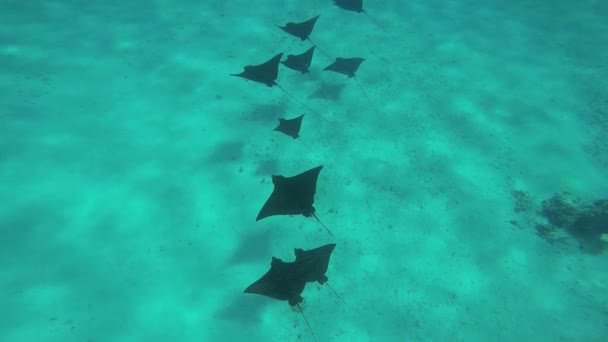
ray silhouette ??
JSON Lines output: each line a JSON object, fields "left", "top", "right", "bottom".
{"left": 294, "top": 243, "right": 346, "bottom": 304}
{"left": 256, "top": 165, "right": 333, "bottom": 236}
{"left": 277, "top": 15, "right": 319, "bottom": 41}
{"left": 323, "top": 57, "right": 375, "bottom": 110}
{"left": 231, "top": 53, "right": 283, "bottom": 87}
{"left": 272, "top": 113, "right": 326, "bottom": 165}
{"left": 277, "top": 15, "right": 332, "bottom": 59}
{"left": 274, "top": 114, "right": 304, "bottom": 139}
{"left": 323, "top": 57, "right": 365, "bottom": 78}
{"left": 333, "top": 0, "right": 364, "bottom": 13}
{"left": 244, "top": 256, "right": 318, "bottom": 341}
{"left": 333, "top": 0, "right": 383, "bottom": 28}
{"left": 294, "top": 244, "right": 336, "bottom": 284}
{"left": 281, "top": 46, "right": 316, "bottom": 74}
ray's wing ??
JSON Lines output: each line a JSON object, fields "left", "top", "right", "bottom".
{"left": 300, "top": 15, "right": 320, "bottom": 38}
{"left": 346, "top": 58, "right": 365, "bottom": 75}
{"left": 256, "top": 166, "right": 323, "bottom": 221}
{"left": 294, "top": 243, "right": 336, "bottom": 283}
{"left": 256, "top": 176, "right": 302, "bottom": 220}
{"left": 290, "top": 114, "right": 305, "bottom": 137}
{"left": 260, "top": 53, "right": 283, "bottom": 84}
{"left": 244, "top": 257, "right": 287, "bottom": 300}
{"left": 334, "top": 0, "right": 363, "bottom": 12}
{"left": 274, "top": 118, "right": 290, "bottom": 136}
{"left": 231, "top": 53, "right": 283, "bottom": 86}
{"left": 323, "top": 60, "right": 343, "bottom": 74}
{"left": 289, "top": 166, "right": 323, "bottom": 212}
{"left": 244, "top": 266, "right": 279, "bottom": 298}
{"left": 244, "top": 257, "right": 306, "bottom": 305}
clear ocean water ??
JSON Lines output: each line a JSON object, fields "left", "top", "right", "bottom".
{"left": 1, "top": 1, "right": 607, "bottom": 341}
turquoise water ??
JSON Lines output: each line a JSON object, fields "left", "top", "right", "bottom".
{"left": 1, "top": 0, "right": 607, "bottom": 341}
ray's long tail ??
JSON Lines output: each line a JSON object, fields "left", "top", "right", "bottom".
{"left": 312, "top": 212, "right": 334, "bottom": 236}
{"left": 326, "top": 282, "right": 347, "bottom": 305}
{"left": 274, "top": 83, "right": 332, "bottom": 124}
{"left": 297, "top": 304, "right": 318, "bottom": 342}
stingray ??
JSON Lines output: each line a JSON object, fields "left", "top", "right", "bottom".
{"left": 294, "top": 244, "right": 336, "bottom": 284}
{"left": 281, "top": 46, "right": 315, "bottom": 74}
{"left": 333, "top": 0, "right": 383, "bottom": 27}
{"left": 231, "top": 53, "right": 326, "bottom": 121}
{"left": 256, "top": 165, "right": 334, "bottom": 236}
{"left": 334, "top": 0, "right": 364, "bottom": 13}
{"left": 231, "top": 53, "right": 283, "bottom": 87}
{"left": 324, "top": 57, "right": 375, "bottom": 110}
{"left": 278, "top": 15, "right": 319, "bottom": 41}
{"left": 272, "top": 114, "right": 325, "bottom": 161}
{"left": 244, "top": 256, "right": 318, "bottom": 341}
{"left": 245, "top": 257, "right": 307, "bottom": 306}
{"left": 294, "top": 243, "right": 346, "bottom": 304}
{"left": 277, "top": 16, "right": 331, "bottom": 59}
{"left": 274, "top": 114, "right": 304, "bottom": 139}
{"left": 323, "top": 57, "right": 365, "bottom": 78}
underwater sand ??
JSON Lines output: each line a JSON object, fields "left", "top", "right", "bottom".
{"left": 1, "top": 1, "right": 607, "bottom": 341}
